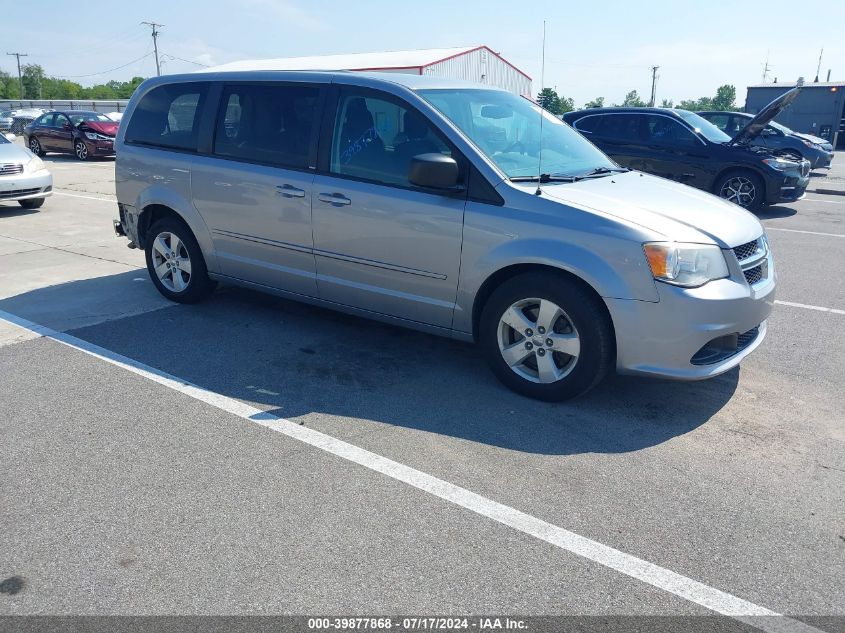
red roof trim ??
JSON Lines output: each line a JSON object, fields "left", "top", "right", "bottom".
{"left": 422, "top": 45, "right": 532, "bottom": 82}
{"left": 350, "top": 65, "right": 423, "bottom": 73}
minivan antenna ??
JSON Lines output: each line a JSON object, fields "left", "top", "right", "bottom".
{"left": 535, "top": 20, "right": 546, "bottom": 196}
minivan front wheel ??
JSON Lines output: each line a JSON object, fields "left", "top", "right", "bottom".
{"left": 715, "top": 170, "right": 764, "bottom": 211}
{"left": 480, "top": 273, "right": 614, "bottom": 400}
{"left": 145, "top": 218, "right": 215, "bottom": 303}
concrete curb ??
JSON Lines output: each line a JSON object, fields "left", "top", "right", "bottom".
{"left": 808, "top": 187, "right": 845, "bottom": 196}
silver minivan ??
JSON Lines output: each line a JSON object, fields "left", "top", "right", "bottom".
{"left": 114, "top": 71, "right": 775, "bottom": 400}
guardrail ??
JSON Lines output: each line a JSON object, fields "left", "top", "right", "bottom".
{"left": 0, "top": 100, "right": 129, "bottom": 114}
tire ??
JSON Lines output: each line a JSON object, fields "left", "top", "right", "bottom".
{"left": 18, "top": 198, "right": 45, "bottom": 209}
{"left": 29, "top": 137, "right": 45, "bottom": 156}
{"left": 714, "top": 170, "right": 765, "bottom": 212}
{"left": 144, "top": 217, "right": 216, "bottom": 303}
{"left": 479, "top": 272, "right": 614, "bottom": 401}
{"left": 74, "top": 139, "right": 89, "bottom": 161}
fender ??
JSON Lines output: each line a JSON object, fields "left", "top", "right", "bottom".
{"left": 453, "top": 237, "right": 659, "bottom": 335}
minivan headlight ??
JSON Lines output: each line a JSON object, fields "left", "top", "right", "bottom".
{"left": 643, "top": 242, "right": 729, "bottom": 288}
{"left": 24, "top": 156, "right": 45, "bottom": 173}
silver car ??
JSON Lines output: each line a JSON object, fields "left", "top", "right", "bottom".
{"left": 113, "top": 72, "right": 774, "bottom": 400}
{"left": 0, "top": 133, "right": 52, "bottom": 209}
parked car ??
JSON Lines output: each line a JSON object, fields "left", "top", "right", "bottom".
{"left": 114, "top": 71, "right": 775, "bottom": 400}
{"left": 0, "top": 131, "right": 53, "bottom": 209}
{"left": 9, "top": 108, "right": 44, "bottom": 135}
{"left": 105, "top": 111, "right": 123, "bottom": 122}
{"left": 696, "top": 110, "right": 834, "bottom": 169}
{"left": 0, "top": 110, "right": 15, "bottom": 132}
{"left": 24, "top": 110, "right": 119, "bottom": 160}
{"left": 562, "top": 88, "right": 810, "bottom": 211}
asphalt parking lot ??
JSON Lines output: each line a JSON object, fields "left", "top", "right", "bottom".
{"left": 1, "top": 151, "right": 843, "bottom": 631}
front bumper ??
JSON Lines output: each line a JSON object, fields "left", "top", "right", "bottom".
{"left": 606, "top": 251, "right": 775, "bottom": 380}
{"left": 84, "top": 137, "right": 115, "bottom": 155}
{"left": 0, "top": 169, "right": 53, "bottom": 202}
{"left": 769, "top": 169, "right": 809, "bottom": 204}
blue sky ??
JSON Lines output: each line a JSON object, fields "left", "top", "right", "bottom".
{"left": 4, "top": 0, "right": 842, "bottom": 106}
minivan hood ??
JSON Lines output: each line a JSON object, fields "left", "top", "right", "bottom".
{"left": 731, "top": 85, "right": 801, "bottom": 146}
{"left": 534, "top": 171, "right": 763, "bottom": 247}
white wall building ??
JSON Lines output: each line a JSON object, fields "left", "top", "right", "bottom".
{"left": 204, "top": 46, "right": 532, "bottom": 96}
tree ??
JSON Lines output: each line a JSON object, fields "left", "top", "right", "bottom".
{"left": 583, "top": 97, "right": 604, "bottom": 109}
{"left": 711, "top": 84, "right": 737, "bottom": 111}
{"left": 537, "top": 87, "right": 561, "bottom": 114}
{"left": 21, "top": 64, "right": 45, "bottom": 99}
{"left": 660, "top": 98, "right": 674, "bottom": 108}
{"left": 0, "top": 70, "right": 20, "bottom": 99}
{"left": 617, "top": 90, "right": 646, "bottom": 107}
{"left": 557, "top": 95, "right": 575, "bottom": 113}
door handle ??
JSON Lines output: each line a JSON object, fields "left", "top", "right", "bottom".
{"left": 276, "top": 184, "right": 306, "bottom": 198}
{"left": 317, "top": 192, "right": 351, "bottom": 206}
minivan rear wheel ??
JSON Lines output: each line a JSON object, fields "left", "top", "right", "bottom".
{"left": 715, "top": 170, "right": 765, "bottom": 211}
{"left": 480, "top": 272, "right": 614, "bottom": 400}
{"left": 145, "top": 217, "right": 216, "bottom": 303}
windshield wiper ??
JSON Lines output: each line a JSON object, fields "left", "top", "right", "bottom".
{"left": 510, "top": 173, "right": 577, "bottom": 183}
{"left": 574, "top": 166, "right": 630, "bottom": 179}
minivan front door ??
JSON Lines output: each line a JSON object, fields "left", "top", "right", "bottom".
{"left": 191, "top": 82, "right": 322, "bottom": 297}
{"left": 312, "top": 89, "right": 465, "bottom": 328}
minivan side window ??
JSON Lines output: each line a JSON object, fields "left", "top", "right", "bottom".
{"left": 125, "top": 83, "right": 208, "bottom": 151}
{"left": 213, "top": 83, "right": 319, "bottom": 169}
{"left": 329, "top": 89, "right": 451, "bottom": 187}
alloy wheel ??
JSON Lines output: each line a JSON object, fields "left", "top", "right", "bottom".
{"left": 151, "top": 231, "right": 192, "bottom": 293}
{"left": 497, "top": 297, "right": 580, "bottom": 384}
{"left": 75, "top": 141, "right": 88, "bottom": 160}
{"left": 719, "top": 176, "right": 756, "bottom": 208}
{"left": 30, "top": 138, "right": 40, "bottom": 154}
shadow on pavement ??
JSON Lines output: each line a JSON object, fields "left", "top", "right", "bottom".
{"left": 0, "top": 204, "right": 42, "bottom": 218}
{"left": 0, "top": 274, "right": 739, "bottom": 456}
{"left": 756, "top": 205, "right": 797, "bottom": 220}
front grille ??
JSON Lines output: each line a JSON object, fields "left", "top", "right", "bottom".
{"left": 0, "top": 163, "right": 23, "bottom": 176}
{"left": 0, "top": 187, "right": 40, "bottom": 199}
{"left": 732, "top": 239, "right": 760, "bottom": 262}
{"left": 743, "top": 265, "right": 763, "bottom": 285}
{"left": 691, "top": 325, "right": 761, "bottom": 366}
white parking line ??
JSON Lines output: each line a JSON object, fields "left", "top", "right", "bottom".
{"left": 766, "top": 227, "right": 845, "bottom": 238}
{"left": 53, "top": 190, "right": 116, "bottom": 202}
{"left": 802, "top": 197, "right": 845, "bottom": 204}
{"left": 775, "top": 300, "right": 845, "bottom": 316}
{"left": 0, "top": 308, "right": 822, "bottom": 633}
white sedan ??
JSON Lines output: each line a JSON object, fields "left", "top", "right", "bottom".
{"left": 0, "top": 134, "right": 52, "bottom": 209}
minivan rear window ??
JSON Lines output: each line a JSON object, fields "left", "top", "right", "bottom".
{"left": 125, "top": 83, "right": 208, "bottom": 151}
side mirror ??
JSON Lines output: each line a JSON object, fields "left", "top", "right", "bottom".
{"left": 62, "top": 122, "right": 72, "bottom": 130}
{"left": 408, "top": 153, "right": 460, "bottom": 190}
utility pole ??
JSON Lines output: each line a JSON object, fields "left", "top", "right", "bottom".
{"left": 827, "top": 69, "right": 831, "bottom": 82}
{"left": 814, "top": 47, "right": 824, "bottom": 83}
{"left": 5, "top": 52, "right": 28, "bottom": 99}
{"left": 141, "top": 21, "right": 163, "bottom": 76}
{"left": 762, "top": 51, "right": 771, "bottom": 82}
{"left": 649, "top": 65, "right": 659, "bottom": 107}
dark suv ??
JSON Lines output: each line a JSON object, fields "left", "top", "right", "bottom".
{"left": 562, "top": 88, "right": 809, "bottom": 211}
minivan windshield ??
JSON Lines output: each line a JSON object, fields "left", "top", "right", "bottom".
{"left": 418, "top": 88, "right": 616, "bottom": 179}
{"left": 675, "top": 110, "right": 731, "bottom": 143}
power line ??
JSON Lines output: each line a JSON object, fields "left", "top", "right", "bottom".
{"left": 6, "top": 52, "right": 28, "bottom": 99}
{"left": 141, "top": 22, "right": 164, "bottom": 76}
{"left": 161, "top": 53, "right": 210, "bottom": 68}
{"left": 52, "top": 52, "right": 155, "bottom": 79}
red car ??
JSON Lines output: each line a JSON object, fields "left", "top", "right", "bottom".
{"left": 24, "top": 110, "right": 119, "bottom": 161}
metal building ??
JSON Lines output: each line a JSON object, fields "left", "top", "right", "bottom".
{"left": 745, "top": 81, "right": 845, "bottom": 149}
{"left": 203, "top": 46, "right": 533, "bottom": 97}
